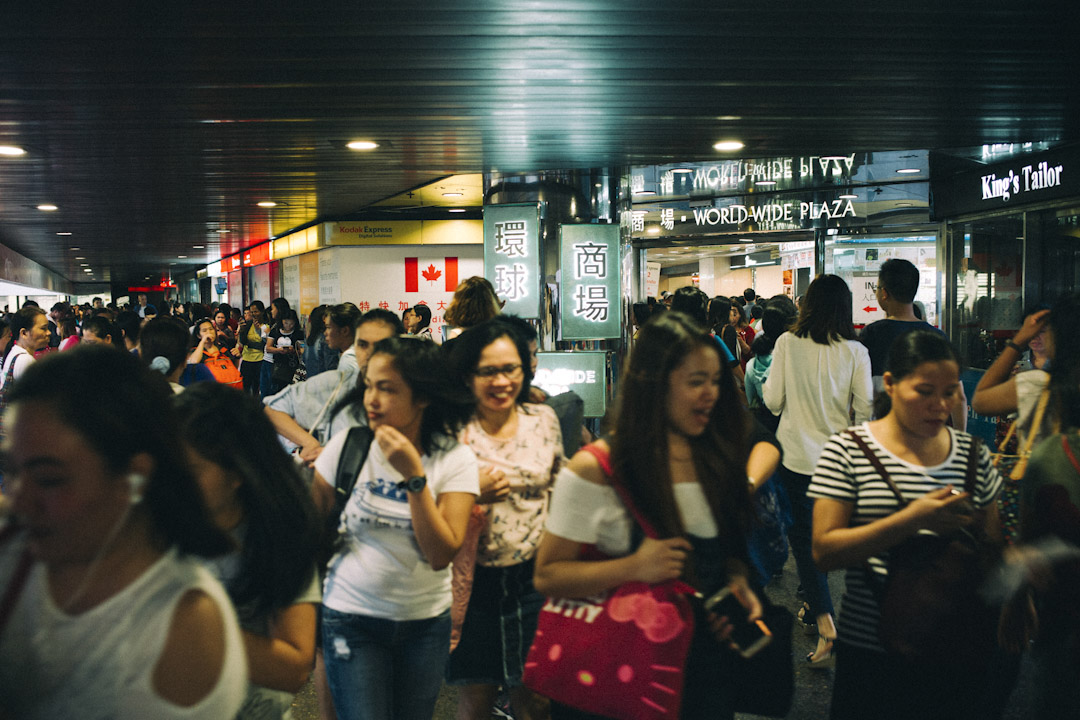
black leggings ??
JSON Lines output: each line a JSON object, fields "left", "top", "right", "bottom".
{"left": 240, "top": 358, "right": 261, "bottom": 396}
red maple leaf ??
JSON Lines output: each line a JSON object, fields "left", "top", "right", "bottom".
{"left": 421, "top": 264, "right": 442, "bottom": 282}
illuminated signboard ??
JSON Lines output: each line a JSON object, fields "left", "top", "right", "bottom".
{"left": 559, "top": 224, "right": 621, "bottom": 340}
{"left": 484, "top": 203, "right": 542, "bottom": 318}
{"left": 931, "top": 144, "right": 1079, "bottom": 219}
{"left": 534, "top": 351, "right": 608, "bottom": 417}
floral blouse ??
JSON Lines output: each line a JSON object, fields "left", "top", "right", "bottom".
{"left": 462, "top": 403, "right": 565, "bottom": 567}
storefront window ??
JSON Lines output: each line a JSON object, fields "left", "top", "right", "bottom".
{"left": 948, "top": 215, "right": 1024, "bottom": 369}
{"left": 824, "top": 235, "right": 939, "bottom": 330}
{"left": 1030, "top": 205, "right": 1080, "bottom": 301}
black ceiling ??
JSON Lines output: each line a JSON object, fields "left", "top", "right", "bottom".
{"left": 0, "top": 2, "right": 1075, "bottom": 288}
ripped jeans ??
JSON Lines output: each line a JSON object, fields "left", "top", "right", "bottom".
{"left": 320, "top": 605, "right": 451, "bottom": 720}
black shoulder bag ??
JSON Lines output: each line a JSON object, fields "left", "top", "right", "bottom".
{"left": 318, "top": 425, "right": 375, "bottom": 570}
{"left": 846, "top": 431, "right": 1000, "bottom": 662}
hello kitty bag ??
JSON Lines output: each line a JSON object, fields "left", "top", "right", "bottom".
{"left": 523, "top": 444, "right": 696, "bottom": 720}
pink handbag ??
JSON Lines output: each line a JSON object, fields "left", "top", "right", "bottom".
{"left": 523, "top": 444, "right": 696, "bottom": 720}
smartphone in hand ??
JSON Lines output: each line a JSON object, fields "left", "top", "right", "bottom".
{"left": 703, "top": 587, "right": 773, "bottom": 658}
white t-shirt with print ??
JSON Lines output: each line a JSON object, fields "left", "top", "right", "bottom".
{"left": 315, "top": 433, "right": 478, "bottom": 620}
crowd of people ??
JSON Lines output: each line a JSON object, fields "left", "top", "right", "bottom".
{"left": 1, "top": 267, "right": 1078, "bottom": 719}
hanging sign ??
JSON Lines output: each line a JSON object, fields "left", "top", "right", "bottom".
{"left": 534, "top": 352, "right": 608, "bottom": 417}
{"left": 559, "top": 224, "right": 621, "bottom": 340}
{"left": 931, "top": 144, "right": 1080, "bottom": 218}
{"left": 484, "top": 203, "right": 543, "bottom": 318}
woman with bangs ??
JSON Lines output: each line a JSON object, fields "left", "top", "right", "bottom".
{"left": 312, "top": 336, "right": 479, "bottom": 720}
{"left": 534, "top": 311, "right": 761, "bottom": 719}
{"left": 446, "top": 318, "right": 564, "bottom": 720}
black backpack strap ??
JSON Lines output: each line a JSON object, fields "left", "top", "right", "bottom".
{"left": 964, "top": 436, "right": 982, "bottom": 496}
{"left": 333, "top": 425, "right": 375, "bottom": 517}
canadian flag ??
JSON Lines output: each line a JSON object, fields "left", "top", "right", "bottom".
{"left": 405, "top": 257, "right": 458, "bottom": 293}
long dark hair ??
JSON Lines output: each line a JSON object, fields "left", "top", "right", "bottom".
{"left": 610, "top": 312, "right": 752, "bottom": 556}
{"left": 306, "top": 304, "right": 329, "bottom": 346}
{"left": 370, "top": 336, "right": 475, "bottom": 455}
{"left": 7, "top": 345, "right": 231, "bottom": 557}
{"left": 707, "top": 296, "right": 737, "bottom": 356}
{"left": 449, "top": 318, "right": 533, "bottom": 404}
{"left": 175, "top": 383, "right": 320, "bottom": 617}
{"left": 1048, "top": 292, "right": 1080, "bottom": 430}
{"left": 791, "top": 274, "right": 855, "bottom": 344}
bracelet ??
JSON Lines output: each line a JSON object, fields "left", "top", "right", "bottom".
{"left": 1004, "top": 339, "right": 1025, "bottom": 353}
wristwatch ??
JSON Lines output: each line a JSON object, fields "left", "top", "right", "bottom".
{"left": 398, "top": 475, "right": 427, "bottom": 493}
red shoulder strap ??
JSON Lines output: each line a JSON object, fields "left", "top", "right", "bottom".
{"left": 579, "top": 442, "right": 660, "bottom": 539}
{"left": 1062, "top": 434, "right": 1080, "bottom": 476}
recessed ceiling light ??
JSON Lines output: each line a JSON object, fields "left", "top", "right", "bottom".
{"left": 739, "top": 238, "right": 754, "bottom": 242}
{"left": 37, "top": 204, "right": 58, "bottom": 211}
{"left": 713, "top": 140, "right": 744, "bottom": 152}
{"left": 346, "top": 140, "right": 379, "bottom": 151}
{"left": 839, "top": 193, "right": 858, "bottom": 200}
{"left": 755, "top": 180, "right": 777, "bottom": 187}
{"left": 83, "top": 268, "right": 92, "bottom": 273}
{"left": 441, "top": 192, "right": 463, "bottom": 198}
{"left": 670, "top": 168, "right": 693, "bottom": 174}
{"left": 897, "top": 168, "right": 921, "bottom": 174}
{"left": 75, "top": 256, "right": 85, "bottom": 260}
{"left": 0, "top": 145, "right": 26, "bottom": 156}
{"left": 594, "top": 182, "right": 603, "bottom": 188}
{"left": 448, "top": 208, "right": 466, "bottom": 213}
{"left": 257, "top": 201, "right": 277, "bottom": 208}
{"left": 216, "top": 229, "right": 231, "bottom": 233}
{"left": 177, "top": 255, "right": 187, "bottom": 259}
{"left": 56, "top": 232, "right": 72, "bottom": 236}
{"left": 69, "top": 246, "right": 79, "bottom": 250}
{"left": 192, "top": 245, "right": 204, "bottom": 249}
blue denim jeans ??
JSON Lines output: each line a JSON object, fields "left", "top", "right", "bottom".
{"left": 778, "top": 465, "right": 835, "bottom": 619}
{"left": 321, "top": 606, "right": 451, "bottom": 720}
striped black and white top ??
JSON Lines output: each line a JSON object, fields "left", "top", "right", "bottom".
{"left": 807, "top": 423, "right": 1002, "bottom": 653}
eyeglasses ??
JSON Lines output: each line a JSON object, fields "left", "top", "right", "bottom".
{"left": 474, "top": 363, "right": 524, "bottom": 380}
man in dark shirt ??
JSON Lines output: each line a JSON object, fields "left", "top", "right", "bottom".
{"left": 860, "top": 258, "right": 967, "bottom": 427}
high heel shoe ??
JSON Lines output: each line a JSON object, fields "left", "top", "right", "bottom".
{"left": 796, "top": 602, "right": 817, "bottom": 636}
{"left": 806, "top": 632, "right": 835, "bottom": 669}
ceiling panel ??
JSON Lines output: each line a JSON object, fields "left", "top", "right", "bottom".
{"left": 0, "top": 1, "right": 1075, "bottom": 287}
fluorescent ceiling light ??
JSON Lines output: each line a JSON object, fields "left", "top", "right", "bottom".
{"left": 448, "top": 208, "right": 466, "bottom": 213}
{"left": 713, "top": 140, "right": 744, "bottom": 152}
{"left": 670, "top": 168, "right": 693, "bottom": 174}
{"left": 37, "top": 204, "right": 58, "bottom": 211}
{"left": 257, "top": 201, "right": 277, "bottom": 208}
{"left": 216, "top": 229, "right": 231, "bottom": 233}
{"left": 897, "top": 168, "right": 921, "bottom": 174}
{"left": 346, "top": 140, "right": 379, "bottom": 151}
{"left": 839, "top": 194, "right": 858, "bottom": 199}
{"left": 0, "top": 146, "right": 26, "bottom": 156}
{"left": 56, "top": 232, "right": 72, "bottom": 236}
{"left": 755, "top": 180, "right": 777, "bottom": 187}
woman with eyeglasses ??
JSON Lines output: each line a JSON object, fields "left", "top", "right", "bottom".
{"left": 446, "top": 319, "right": 564, "bottom": 720}
{"left": 312, "top": 336, "right": 479, "bottom": 720}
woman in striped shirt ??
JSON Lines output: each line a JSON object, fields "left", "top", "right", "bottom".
{"left": 809, "top": 330, "right": 1003, "bottom": 720}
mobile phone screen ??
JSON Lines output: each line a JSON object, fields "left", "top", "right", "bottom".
{"left": 704, "top": 589, "right": 772, "bottom": 657}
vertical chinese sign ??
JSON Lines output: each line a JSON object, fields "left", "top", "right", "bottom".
{"left": 483, "top": 203, "right": 542, "bottom": 319}
{"left": 559, "top": 224, "right": 621, "bottom": 340}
